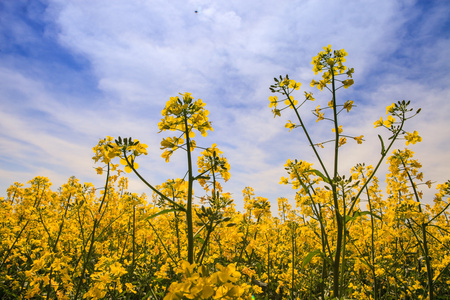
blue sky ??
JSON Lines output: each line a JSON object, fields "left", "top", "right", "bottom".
{"left": 1, "top": 0, "right": 449, "bottom": 211}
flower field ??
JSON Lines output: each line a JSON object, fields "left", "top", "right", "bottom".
{"left": 1, "top": 46, "right": 449, "bottom": 299}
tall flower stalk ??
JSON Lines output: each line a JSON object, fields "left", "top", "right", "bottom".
{"left": 269, "top": 45, "right": 421, "bottom": 298}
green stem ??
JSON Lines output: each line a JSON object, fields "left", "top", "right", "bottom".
{"left": 330, "top": 66, "right": 343, "bottom": 299}
{"left": 183, "top": 112, "right": 195, "bottom": 264}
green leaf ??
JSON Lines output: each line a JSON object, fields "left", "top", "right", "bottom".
{"left": 344, "top": 215, "right": 357, "bottom": 223}
{"left": 353, "top": 211, "right": 371, "bottom": 217}
{"left": 195, "top": 236, "right": 205, "bottom": 243}
{"left": 304, "top": 169, "right": 330, "bottom": 184}
{"left": 378, "top": 134, "right": 385, "bottom": 155}
{"left": 302, "top": 249, "right": 321, "bottom": 267}
{"left": 346, "top": 211, "right": 381, "bottom": 224}
{"left": 145, "top": 209, "right": 180, "bottom": 221}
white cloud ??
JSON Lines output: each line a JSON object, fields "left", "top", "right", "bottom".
{"left": 1, "top": 0, "right": 449, "bottom": 214}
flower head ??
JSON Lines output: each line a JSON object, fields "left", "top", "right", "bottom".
{"left": 405, "top": 131, "right": 422, "bottom": 145}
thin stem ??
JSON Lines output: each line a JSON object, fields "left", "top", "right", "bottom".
{"left": 330, "top": 66, "right": 343, "bottom": 299}
{"left": 183, "top": 111, "right": 195, "bottom": 264}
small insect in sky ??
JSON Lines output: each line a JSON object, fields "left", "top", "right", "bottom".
{"left": 195, "top": 10, "right": 198, "bottom": 13}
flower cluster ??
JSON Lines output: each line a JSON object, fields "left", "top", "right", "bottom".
{"left": 92, "top": 136, "right": 148, "bottom": 173}
{"left": 269, "top": 45, "right": 365, "bottom": 150}
{"left": 268, "top": 77, "right": 314, "bottom": 118}
{"left": 197, "top": 143, "right": 231, "bottom": 186}
{"left": 164, "top": 262, "right": 252, "bottom": 300}
{"left": 310, "top": 44, "right": 354, "bottom": 91}
{"left": 158, "top": 93, "right": 213, "bottom": 162}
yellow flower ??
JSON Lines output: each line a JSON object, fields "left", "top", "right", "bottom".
{"left": 272, "top": 108, "right": 281, "bottom": 117}
{"left": 328, "top": 100, "right": 334, "bottom": 108}
{"left": 316, "top": 111, "right": 324, "bottom": 122}
{"left": 374, "top": 117, "right": 383, "bottom": 128}
{"left": 386, "top": 103, "right": 396, "bottom": 114}
{"left": 346, "top": 67, "right": 354, "bottom": 78}
{"left": 161, "top": 150, "right": 173, "bottom": 163}
{"left": 314, "top": 105, "right": 324, "bottom": 123}
{"left": 160, "top": 137, "right": 174, "bottom": 150}
{"left": 417, "top": 172, "right": 423, "bottom": 181}
{"left": 383, "top": 115, "right": 395, "bottom": 128}
{"left": 342, "top": 79, "right": 354, "bottom": 89}
{"left": 332, "top": 125, "right": 343, "bottom": 134}
{"left": 125, "top": 283, "right": 137, "bottom": 294}
{"left": 280, "top": 177, "right": 289, "bottom": 185}
{"left": 279, "top": 77, "right": 290, "bottom": 87}
{"left": 304, "top": 91, "right": 315, "bottom": 101}
{"left": 120, "top": 156, "right": 139, "bottom": 173}
{"left": 109, "top": 261, "right": 126, "bottom": 277}
{"left": 354, "top": 135, "right": 364, "bottom": 144}
{"left": 284, "top": 95, "right": 298, "bottom": 107}
{"left": 201, "top": 285, "right": 214, "bottom": 298}
{"left": 315, "top": 105, "right": 320, "bottom": 114}
{"left": 288, "top": 79, "right": 301, "bottom": 90}
{"left": 405, "top": 130, "right": 422, "bottom": 145}
{"left": 285, "top": 120, "right": 296, "bottom": 132}
{"left": 343, "top": 100, "right": 354, "bottom": 112}
{"left": 269, "top": 95, "right": 278, "bottom": 108}
{"left": 317, "top": 79, "right": 328, "bottom": 90}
